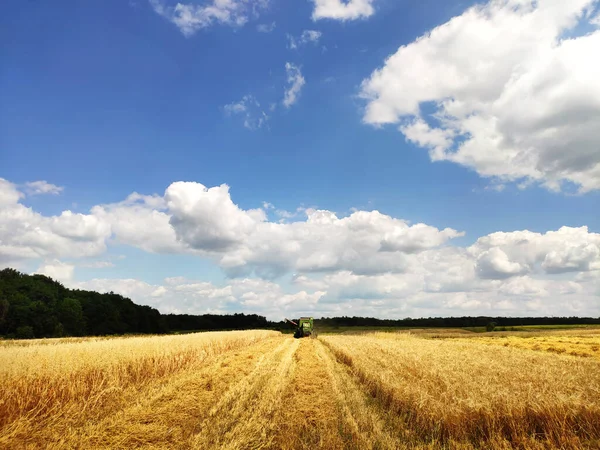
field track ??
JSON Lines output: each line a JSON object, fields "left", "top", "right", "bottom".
{"left": 56, "top": 337, "right": 401, "bottom": 449}
{"left": 2, "top": 330, "right": 600, "bottom": 449}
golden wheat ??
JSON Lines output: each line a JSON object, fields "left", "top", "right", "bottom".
{"left": 3, "top": 329, "right": 600, "bottom": 449}
{"left": 0, "top": 330, "right": 278, "bottom": 448}
{"left": 456, "top": 334, "right": 600, "bottom": 359}
{"left": 321, "top": 332, "right": 600, "bottom": 449}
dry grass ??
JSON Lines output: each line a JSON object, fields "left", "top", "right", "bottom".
{"left": 321, "top": 332, "right": 600, "bottom": 449}
{"left": 0, "top": 330, "right": 278, "bottom": 448}
{"left": 448, "top": 328, "right": 600, "bottom": 361}
{"left": 0, "top": 334, "right": 122, "bottom": 348}
{"left": 73, "top": 336, "right": 294, "bottom": 449}
{"left": 273, "top": 338, "right": 349, "bottom": 450}
{"left": 3, "top": 329, "right": 600, "bottom": 449}
{"left": 457, "top": 334, "right": 600, "bottom": 359}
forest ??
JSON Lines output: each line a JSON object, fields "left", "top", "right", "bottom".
{"left": 1, "top": 268, "right": 598, "bottom": 339}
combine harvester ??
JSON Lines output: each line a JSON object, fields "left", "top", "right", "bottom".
{"left": 285, "top": 317, "right": 316, "bottom": 338}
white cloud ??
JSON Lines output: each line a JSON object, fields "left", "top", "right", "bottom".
{"left": 74, "top": 275, "right": 325, "bottom": 318}
{"left": 165, "top": 181, "right": 266, "bottom": 251}
{"left": 0, "top": 178, "right": 23, "bottom": 207}
{"left": 256, "top": 21, "right": 275, "bottom": 32}
{"left": 287, "top": 30, "right": 322, "bottom": 49}
{"left": 224, "top": 95, "right": 269, "bottom": 130}
{"left": 312, "top": 0, "right": 375, "bottom": 21}
{"left": 476, "top": 248, "right": 527, "bottom": 279}
{"left": 361, "top": 0, "right": 600, "bottom": 193}
{"left": 90, "top": 193, "right": 182, "bottom": 254}
{"left": 57, "top": 181, "right": 461, "bottom": 278}
{"left": 24, "top": 181, "right": 64, "bottom": 196}
{"left": 149, "top": 0, "right": 269, "bottom": 36}
{"left": 151, "top": 286, "right": 168, "bottom": 297}
{"left": 498, "top": 276, "right": 548, "bottom": 297}
{"left": 283, "top": 63, "right": 305, "bottom": 108}
{"left": 36, "top": 260, "right": 75, "bottom": 283}
{"left": 81, "top": 261, "right": 115, "bottom": 269}
{"left": 0, "top": 179, "right": 111, "bottom": 267}
{"left": 2, "top": 177, "right": 599, "bottom": 318}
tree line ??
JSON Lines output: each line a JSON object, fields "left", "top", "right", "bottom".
{"left": 0, "top": 269, "right": 270, "bottom": 339}
{"left": 1, "top": 268, "right": 598, "bottom": 339}
{"left": 314, "top": 315, "right": 600, "bottom": 329}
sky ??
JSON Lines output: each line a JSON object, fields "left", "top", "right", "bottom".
{"left": 1, "top": 0, "right": 600, "bottom": 319}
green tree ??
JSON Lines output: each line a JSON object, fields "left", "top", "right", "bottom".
{"left": 0, "top": 298, "right": 8, "bottom": 330}
{"left": 15, "top": 325, "right": 35, "bottom": 339}
{"left": 58, "top": 298, "right": 86, "bottom": 336}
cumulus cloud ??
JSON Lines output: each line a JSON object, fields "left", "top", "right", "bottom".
{"left": 476, "top": 248, "right": 528, "bottom": 279}
{"left": 283, "top": 63, "right": 305, "bottom": 108}
{"left": 36, "top": 260, "right": 75, "bottom": 283}
{"left": 165, "top": 181, "right": 266, "bottom": 251}
{"left": 2, "top": 177, "right": 599, "bottom": 317}
{"left": 361, "top": 0, "right": 600, "bottom": 192}
{"left": 469, "top": 227, "right": 600, "bottom": 277}
{"left": 223, "top": 95, "right": 269, "bottom": 130}
{"left": 0, "top": 178, "right": 22, "bottom": 206}
{"left": 287, "top": 30, "right": 322, "bottom": 49}
{"left": 24, "top": 181, "right": 64, "bottom": 196}
{"left": 74, "top": 276, "right": 325, "bottom": 318}
{"left": 0, "top": 179, "right": 111, "bottom": 267}
{"left": 81, "top": 182, "right": 455, "bottom": 278}
{"left": 311, "top": 0, "right": 375, "bottom": 21}
{"left": 90, "top": 192, "right": 181, "bottom": 254}
{"left": 146, "top": 182, "right": 464, "bottom": 277}
{"left": 149, "top": 0, "right": 268, "bottom": 36}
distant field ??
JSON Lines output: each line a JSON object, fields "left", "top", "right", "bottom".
{"left": 455, "top": 332, "right": 600, "bottom": 359}
{"left": 1, "top": 328, "right": 599, "bottom": 449}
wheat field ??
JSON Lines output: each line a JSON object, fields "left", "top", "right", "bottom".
{"left": 1, "top": 329, "right": 600, "bottom": 449}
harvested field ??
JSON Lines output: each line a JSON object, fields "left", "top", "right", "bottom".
{"left": 2, "top": 329, "right": 600, "bottom": 449}
{"left": 454, "top": 334, "right": 600, "bottom": 359}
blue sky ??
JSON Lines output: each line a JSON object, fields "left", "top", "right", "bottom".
{"left": 1, "top": 0, "right": 600, "bottom": 319}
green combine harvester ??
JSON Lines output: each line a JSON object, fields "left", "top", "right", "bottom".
{"left": 285, "top": 317, "right": 315, "bottom": 338}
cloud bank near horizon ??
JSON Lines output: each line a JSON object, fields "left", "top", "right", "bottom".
{"left": 1, "top": 178, "right": 598, "bottom": 319}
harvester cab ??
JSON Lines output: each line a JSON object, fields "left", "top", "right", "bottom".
{"left": 285, "top": 317, "right": 315, "bottom": 338}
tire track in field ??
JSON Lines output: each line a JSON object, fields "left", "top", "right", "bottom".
{"left": 270, "top": 338, "right": 407, "bottom": 450}
{"left": 270, "top": 338, "right": 352, "bottom": 450}
{"left": 189, "top": 336, "right": 299, "bottom": 449}
{"left": 316, "top": 338, "right": 411, "bottom": 449}
{"left": 67, "top": 336, "right": 288, "bottom": 449}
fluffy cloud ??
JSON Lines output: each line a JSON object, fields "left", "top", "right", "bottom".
{"left": 84, "top": 182, "right": 459, "bottom": 278}
{"left": 287, "top": 30, "right": 322, "bottom": 49}
{"left": 469, "top": 227, "right": 600, "bottom": 277}
{"left": 151, "top": 182, "right": 464, "bottom": 277}
{"left": 36, "top": 260, "right": 75, "bottom": 283}
{"left": 0, "top": 179, "right": 111, "bottom": 267}
{"left": 283, "top": 63, "right": 305, "bottom": 108}
{"left": 476, "top": 248, "right": 528, "bottom": 279}
{"left": 24, "top": 181, "right": 63, "bottom": 196}
{"left": 361, "top": 0, "right": 600, "bottom": 192}
{"left": 0, "top": 178, "right": 22, "bottom": 206}
{"left": 2, "top": 177, "right": 599, "bottom": 317}
{"left": 90, "top": 193, "right": 182, "bottom": 254}
{"left": 311, "top": 0, "right": 375, "bottom": 21}
{"left": 149, "top": 0, "right": 269, "bottom": 36}
{"left": 74, "top": 276, "right": 325, "bottom": 317}
{"left": 165, "top": 182, "right": 266, "bottom": 251}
